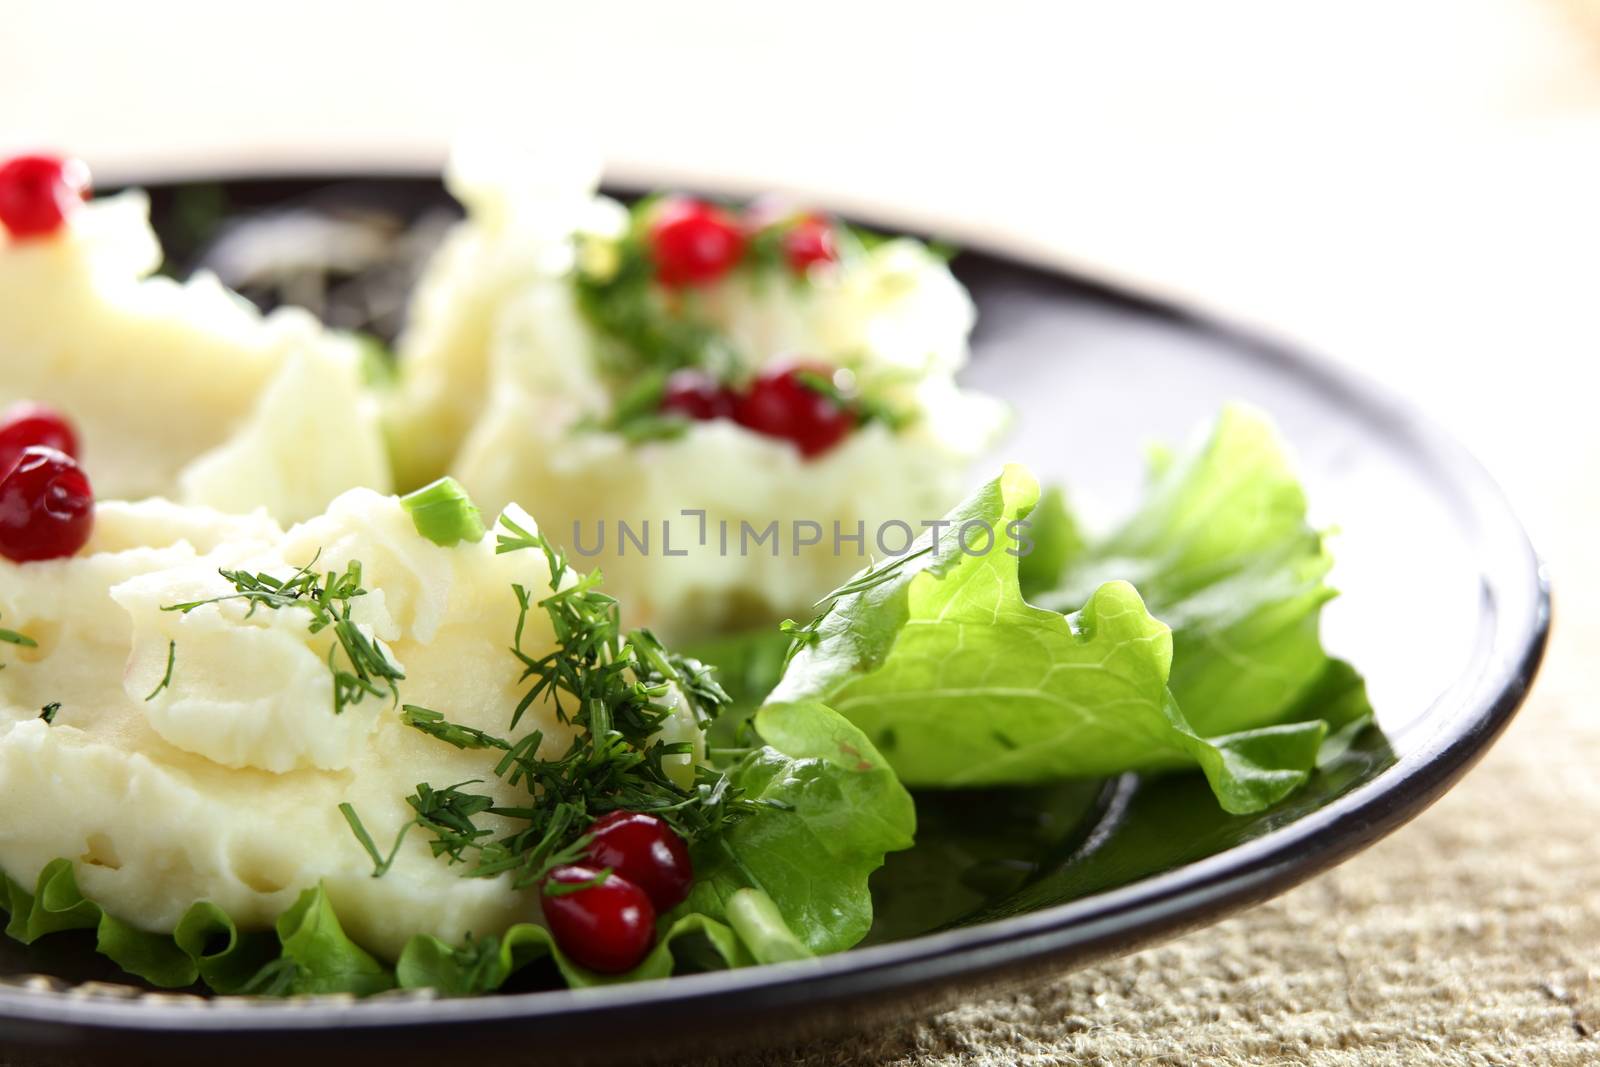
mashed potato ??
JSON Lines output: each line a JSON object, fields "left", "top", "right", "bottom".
{"left": 0, "top": 490, "right": 702, "bottom": 960}
{"left": 388, "top": 145, "right": 1005, "bottom": 635}
{"left": 0, "top": 192, "right": 390, "bottom": 523}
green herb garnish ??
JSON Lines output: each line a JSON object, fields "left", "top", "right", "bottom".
{"left": 573, "top": 213, "right": 740, "bottom": 380}
{"left": 572, "top": 198, "right": 938, "bottom": 445}
{"left": 541, "top": 868, "right": 613, "bottom": 897}
{"left": 144, "top": 640, "right": 176, "bottom": 702}
{"left": 350, "top": 513, "right": 760, "bottom": 889}
{"left": 163, "top": 554, "right": 404, "bottom": 715}
{"left": 793, "top": 368, "right": 916, "bottom": 432}
{"left": 399, "top": 706, "right": 510, "bottom": 751}
{"left": 0, "top": 614, "right": 37, "bottom": 670}
{"left": 401, "top": 477, "right": 486, "bottom": 547}
{"left": 576, "top": 368, "right": 693, "bottom": 444}
{"left": 39, "top": 703, "right": 60, "bottom": 725}
{"left": 339, "top": 802, "right": 410, "bottom": 878}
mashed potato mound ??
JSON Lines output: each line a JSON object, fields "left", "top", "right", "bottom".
{"left": 0, "top": 490, "right": 701, "bottom": 960}
{"left": 387, "top": 144, "right": 1005, "bottom": 635}
{"left": 0, "top": 192, "right": 390, "bottom": 523}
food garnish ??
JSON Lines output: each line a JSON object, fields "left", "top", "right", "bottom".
{"left": 780, "top": 213, "right": 839, "bottom": 275}
{"left": 539, "top": 864, "right": 657, "bottom": 974}
{"left": 162, "top": 555, "right": 404, "bottom": 716}
{"left": 647, "top": 197, "right": 747, "bottom": 288}
{"left": 731, "top": 362, "right": 858, "bottom": 458}
{"left": 582, "top": 810, "right": 695, "bottom": 913}
{"left": 0, "top": 616, "right": 36, "bottom": 652}
{"left": 0, "top": 154, "right": 89, "bottom": 239}
{"left": 0, "top": 403, "right": 79, "bottom": 479}
{"left": 0, "top": 446, "right": 94, "bottom": 562}
{"left": 400, "top": 476, "right": 487, "bottom": 547}
{"left": 359, "top": 512, "right": 759, "bottom": 892}
{"left": 660, "top": 368, "right": 739, "bottom": 422}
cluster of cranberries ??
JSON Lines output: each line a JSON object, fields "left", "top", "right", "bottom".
{"left": 542, "top": 811, "right": 693, "bottom": 973}
{"left": 644, "top": 200, "right": 854, "bottom": 458}
{"left": 0, "top": 159, "right": 96, "bottom": 562}
{"left": 647, "top": 196, "right": 837, "bottom": 289}
{"left": 0, "top": 404, "right": 94, "bottom": 563}
{"left": 661, "top": 362, "right": 854, "bottom": 459}
{"left": 0, "top": 154, "right": 89, "bottom": 240}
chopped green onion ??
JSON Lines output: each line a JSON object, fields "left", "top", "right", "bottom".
{"left": 401, "top": 477, "right": 487, "bottom": 547}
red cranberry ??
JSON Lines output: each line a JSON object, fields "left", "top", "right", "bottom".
{"left": 584, "top": 811, "right": 694, "bottom": 912}
{"left": 734, "top": 363, "right": 856, "bottom": 458}
{"left": 648, "top": 197, "right": 745, "bottom": 288}
{"left": 541, "top": 865, "right": 656, "bottom": 974}
{"left": 0, "top": 155, "right": 90, "bottom": 240}
{"left": 783, "top": 214, "right": 837, "bottom": 275}
{"left": 0, "top": 447, "right": 94, "bottom": 563}
{"left": 660, "top": 369, "right": 737, "bottom": 422}
{"left": 0, "top": 403, "right": 79, "bottom": 478}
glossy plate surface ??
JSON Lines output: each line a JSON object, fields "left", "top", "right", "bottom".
{"left": 0, "top": 178, "right": 1549, "bottom": 1064}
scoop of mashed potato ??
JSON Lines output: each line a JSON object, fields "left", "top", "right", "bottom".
{"left": 0, "top": 191, "right": 390, "bottom": 522}
{"left": 388, "top": 143, "right": 1005, "bottom": 635}
{"left": 0, "top": 490, "right": 702, "bottom": 960}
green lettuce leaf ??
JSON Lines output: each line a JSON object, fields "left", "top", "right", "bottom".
{"left": 1029, "top": 405, "right": 1367, "bottom": 739}
{"left": 770, "top": 454, "right": 1355, "bottom": 814}
{"left": 684, "top": 700, "right": 916, "bottom": 955}
{"left": 0, "top": 860, "right": 389, "bottom": 995}
{"left": 398, "top": 913, "right": 751, "bottom": 993}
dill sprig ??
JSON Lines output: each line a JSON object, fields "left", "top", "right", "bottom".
{"left": 400, "top": 705, "right": 510, "bottom": 751}
{"left": 780, "top": 544, "right": 935, "bottom": 668}
{"left": 349, "top": 513, "right": 757, "bottom": 889}
{"left": 339, "top": 802, "right": 409, "bottom": 878}
{"left": 163, "top": 553, "right": 404, "bottom": 715}
{"left": 793, "top": 368, "right": 916, "bottom": 433}
{"left": 144, "top": 640, "right": 176, "bottom": 702}
{"left": 0, "top": 614, "right": 37, "bottom": 671}
{"left": 0, "top": 621, "right": 36, "bottom": 649}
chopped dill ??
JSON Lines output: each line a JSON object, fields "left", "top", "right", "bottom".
{"left": 162, "top": 553, "right": 404, "bottom": 715}
{"left": 338, "top": 802, "right": 410, "bottom": 878}
{"left": 349, "top": 513, "right": 760, "bottom": 888}
{"left": 572, "top": 201, "right": 741, "bottom": 381}
{"left": 400, "top": 706, "right": 510, "bottom": 751}
{"left": 144, "top": 640, "right": 176, "bottom": 702}
{"left": 542, "top": 868, "right": 614, "bottom": 897}
{"left": 0, "top": 615, "right": 37, "bottom": 671}
{"left": 793, "top": 368, "right": 916, "bottom": 432}
{"left": 39, "top": 702, "right": 60, "bottom": 725}
{"left": 0, "top": 623, "right": 36, "bottom": 649}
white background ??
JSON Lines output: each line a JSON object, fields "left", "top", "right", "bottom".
{"left": 3, "top": 0, "right": 1597, "bottom": 544}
